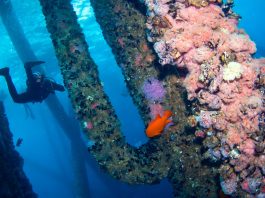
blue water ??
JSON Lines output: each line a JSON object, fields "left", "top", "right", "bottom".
{"left": 0, "top": 0, "right": 264, "bottom": 197}
{"left": 234, "top": 0, "right": 265, "bottom": 57}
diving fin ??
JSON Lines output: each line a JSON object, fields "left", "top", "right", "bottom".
{"left": 24, "top": 61, "right": 45, "bottom": 69}
{"left": 0, "top": 67, "right": 9, "bottom": 76}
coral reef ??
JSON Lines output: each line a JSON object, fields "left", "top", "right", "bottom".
{"left": 145, "top": 0, "right": 265, "bottom": 196}
{"left": 0, "top": 101, "right": 37, "bottom": 198}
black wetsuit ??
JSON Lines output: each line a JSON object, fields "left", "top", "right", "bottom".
{"left": 1, "top": 62, "right": 65, "bottom": 103}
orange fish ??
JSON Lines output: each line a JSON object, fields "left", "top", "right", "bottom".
{"left": 146, "top": 110, "right": 173, "bottom": 138}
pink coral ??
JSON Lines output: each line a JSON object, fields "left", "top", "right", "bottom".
{"left": 170, "top": 36, "right": 193, "bottom": 53}
{"left": 145, "top": 0, "right": 265, "bottom": 196}
{"left": 198, "top": 90, "right": 221, "bottom": 110}
{"left": 220, "top": 174, "right": 238, "bottom": 195}
{"left": 195, "top": 130, "right": 205, "bottom": 138}
{"left": 218, "top": 82, "right": 240, "bottom": 104}
{"left": 240, "top": 138, "right": 255, "bottom": 155}
{"left": 241, "top": 178, "right": 262, "bottom": 194}
{"left": 149, "top": 103, "right": 164, "bottom": 119}
{"left": 234, "top": 155, "right": 252, "bottom": 172}
{"left": 255, "top": 155, "right": 265, "bottom": 169}
{"left": 241, "top": 180, "right": 251, "bottom": 193}
{"left": 198, "top": 111, "right": 216, "bottom": 128}
{"left": 224, "top": 33, "right": 256, "bottom": 53}
{"left": 226, "top": 126, "right": 244, "bottom": 146}
{"left": 212, "top": 115, "right": 227, "bottom": 131}
{"left": 185, "top": 46, "right": 214, "bottom": 64}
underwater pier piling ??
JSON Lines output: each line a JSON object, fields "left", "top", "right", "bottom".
{"left": 39, "top": 0, "right": 220, "bottom": 197}
{"left": 0, "top": 101, "right": 37, "bottom": 198}
{"left": 0, "top": 0, "right": 36, "bottom": 62}
{"left": 39, "top": 0, "right": 172, "bottom": 184}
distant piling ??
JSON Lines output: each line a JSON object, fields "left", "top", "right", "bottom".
{"left": 0, "top": 101, "right": 37, "bottom": 198}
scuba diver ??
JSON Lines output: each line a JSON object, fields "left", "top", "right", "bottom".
{"left": 0, "top": 61, "right": 65, "bottom": 103}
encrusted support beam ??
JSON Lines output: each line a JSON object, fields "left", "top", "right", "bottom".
{"left": 0, "top": 101, "right": 37, "bottom": 198}
{"left": 39, "top": 0, "right": 176, "bottom": 184}
{"left": 39, "top": 0, "right": 220, "bottom": 197}
{"left": 91, "top": 0, "right": 164, "bottom": 123}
